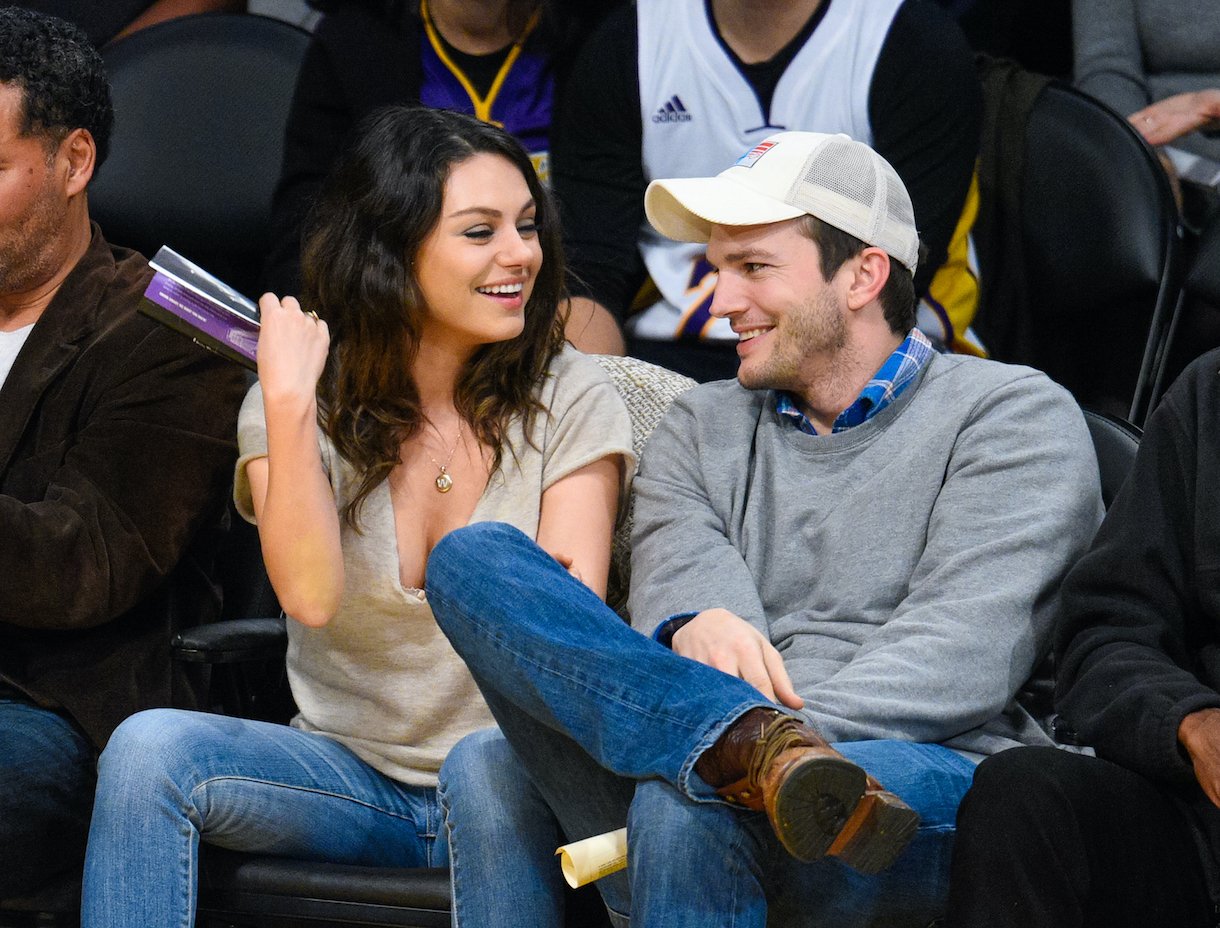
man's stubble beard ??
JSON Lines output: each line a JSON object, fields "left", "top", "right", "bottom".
{"left": 736, "top": 285, "right": 847, "bottom": 396}
{"left": 0, "top": 170, "right": 68, "bottom": 298}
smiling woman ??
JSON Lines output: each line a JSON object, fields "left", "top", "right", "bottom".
{"left": 80, "top": 106, "right": 635, "bottom": 928}
{"left": 414, "top": 152, "right": 543, "bottom": 352}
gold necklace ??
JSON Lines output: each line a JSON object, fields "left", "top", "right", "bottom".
{"left": 424, "top": 420, "right": 463, "bottom": 493}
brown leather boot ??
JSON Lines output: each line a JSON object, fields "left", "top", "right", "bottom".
{"left": 825, "top": 773, "right": 921, "bottom": 875}
{"left": 698, "top": 709, "right": 866, "bottom": 862}
{"left": 697, "top": 709, "right": 919, "bottom": 870}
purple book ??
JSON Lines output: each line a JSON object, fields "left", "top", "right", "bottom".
{"left": 140, "top": 246, "right": 260, "bottom": 370}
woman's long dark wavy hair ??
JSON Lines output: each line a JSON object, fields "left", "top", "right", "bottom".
{"left": 299, "top": 105, "right": 567, "bottom": 528}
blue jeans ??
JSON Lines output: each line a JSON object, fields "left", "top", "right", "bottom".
{"left": 81, "top": 708, "right": 448, "bottom": 928}
{"left": 0, "top": 698, "right": 97, "bottom": 897}
{"left": 427, "top": 523, "right": 977, "bottom": 928}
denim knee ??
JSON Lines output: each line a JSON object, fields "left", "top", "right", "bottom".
{"left": 629, "top": 778, "right": 758, "bottom": 859}
{"left": 440, "top": 728, "right": 522, "bottom": 816}
{"left": 429, "top": 521, "right": 530, "bottom": 585}
{"left": 99, "top": 708, "right": 184, "bottom": 774}
{"left": 96, "top": 708, "right": 237, "bottom": 807}
{"left": 431, "top": 521, "right": 524, "bottom": 567}
{"left": 442, "top": 728, "right": 558, "bottom": 833}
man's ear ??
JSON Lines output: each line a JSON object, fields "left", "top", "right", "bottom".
{"left": 844, "top": 247, "right": 891, "bottom": 311}
{"left": 61, "top": 128, "right": 96, "bottom": 196}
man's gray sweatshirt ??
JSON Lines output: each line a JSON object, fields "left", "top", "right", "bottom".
{"left": 628, "top": 352, "right": 1103, "bottom": 757}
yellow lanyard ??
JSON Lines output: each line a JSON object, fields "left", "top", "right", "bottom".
{"left": 420, "top": 0, "right": 541, "bottom": 125}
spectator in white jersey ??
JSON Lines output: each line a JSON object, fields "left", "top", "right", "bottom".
{"left": 557, "top": 0, "right": 983, "bottom": 382}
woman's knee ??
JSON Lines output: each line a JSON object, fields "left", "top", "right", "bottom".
{"left": 101, "top": 708, "right": 187, "bottom": 768}
{"left": 441, "top": 728, "right": 550, "bottom": 824}
{"left": 97, "top": 708, "right": 238, "bottom": 799}
{"left": 442, "top": 729, "right": 514, "bottom": 793}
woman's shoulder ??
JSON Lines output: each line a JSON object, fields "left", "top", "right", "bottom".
{"left": 538, "top": 345, "right": 621, "bottom": 404}
{"left": 520, "top": 348, "right": 634, "bottom": 457}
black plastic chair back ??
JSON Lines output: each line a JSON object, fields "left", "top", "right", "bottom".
{"left": 1144, "top": 216, "right": 1220, "bottom": 416}
{"left": 90, "top": 13, "right": 310, "bottom": 297}
{"left": 1081, "top": 407, "right": 1142, "bottom": 508}
{"left": 1020, "top": 83, "right": 1183, "bottom": 420}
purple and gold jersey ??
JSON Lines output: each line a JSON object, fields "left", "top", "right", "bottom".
{"left": 419, "top": 0, "right": 553, "bottom": 184}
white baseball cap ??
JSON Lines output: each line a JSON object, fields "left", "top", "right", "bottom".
{"left": 644, "top": 131, "right": 920, "bottom": 273}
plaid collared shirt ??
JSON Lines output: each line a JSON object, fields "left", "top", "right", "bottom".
{"left": 776, "top": 328, "right": 935, "bottom": 435}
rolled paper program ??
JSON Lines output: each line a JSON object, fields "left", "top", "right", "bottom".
{"left": 555, "top": 828, "right": 628, "bottom": 888}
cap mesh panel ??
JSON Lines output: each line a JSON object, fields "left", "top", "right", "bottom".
{"left": 782, "top": 136, "right": 917, "bottom": 269}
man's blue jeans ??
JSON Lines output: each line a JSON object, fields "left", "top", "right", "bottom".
{"left": 428, "top": 522, "right": 977, "bottom": 928}
{"left": 81, "top": 708, "right": 448, "bottom": 928}
{"left": 0, "top": 698, "right": 96, "bottom": 897}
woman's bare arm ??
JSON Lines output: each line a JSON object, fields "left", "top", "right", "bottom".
{"left": 247, "top": 293, "right": 344, "bottom": 627}
{"left": 535, "top": 456, "right": 623, "bottom": 600}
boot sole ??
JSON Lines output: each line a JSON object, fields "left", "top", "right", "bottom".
{"left": 827, "top": 789, "right": 921, "bottom": 874}
{"left": 766, "top": 754, "right": 867, "bottom": 862}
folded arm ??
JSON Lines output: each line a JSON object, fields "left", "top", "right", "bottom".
{"left": 536, "top": 455, "right": 624, "bottom": 600}
{"left": 0, "top": 328, "right": 244, "bottom": 628}
{"left": 1131, "top": 89, "right": 1220, "bottom": 146}
{"left": 1057, "top": 385, "right": 1220, "bottom": 789}
{"left": 1071, "top": 0, "right": 1151, "bottom": 119}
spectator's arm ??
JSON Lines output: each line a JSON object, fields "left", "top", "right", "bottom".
{"left": 0, "top": 329, "right": 244, "bottom": 629}
{"left": 1131, "top": 89, "right": 1220, "bottom": 146}
{"left": 628, "top": 392, "right": 769, "bottom": 638}
{"left": 869, "top": 0, "right": 982, "bottom": 297}
{"left": 551, "top": 5, "right": 648, "bottom": 327}
{"left": 261, "top": 28, "right": 355, "bottom": 297}
{"left": 564, "top": 296, "right": 626, "bottom": 354}
{"left": 1057, "top": 380, "right": 1220, "bottom": 788}
{"left": 1071, "top": 0, "right": 1150, "bottom": 119}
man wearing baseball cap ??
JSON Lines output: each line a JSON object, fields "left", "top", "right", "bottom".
{"left": 425, "top": 131, "right": 1101, "bottom": 926}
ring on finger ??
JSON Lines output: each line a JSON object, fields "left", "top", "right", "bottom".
{"left": 305, "top": 310, "right": 320, "bottom": 322}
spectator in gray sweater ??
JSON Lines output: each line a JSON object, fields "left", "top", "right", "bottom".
{"left": 1074, "top": 0, "right": 1220, "bottom": 204}
{"left": 425, "top": 130, "right": 1102, "bottom": 928}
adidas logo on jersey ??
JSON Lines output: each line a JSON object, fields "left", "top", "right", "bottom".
{"left": 652, "top": 95, "right": 693, "bottom": 124}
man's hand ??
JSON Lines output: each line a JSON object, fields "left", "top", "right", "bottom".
{"left": 672, "top": 608, "right": 804, "bottom": 709}
{"left": 1179, "top": 708, "right": 1220, "bottom": 808}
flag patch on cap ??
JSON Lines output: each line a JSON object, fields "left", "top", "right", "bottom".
{"left": 735, "top": 140, "right": 777, "bottom": 169}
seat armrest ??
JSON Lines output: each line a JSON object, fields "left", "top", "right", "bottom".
{"left": 173, "top": 617, "right": 287, "bottom": 664}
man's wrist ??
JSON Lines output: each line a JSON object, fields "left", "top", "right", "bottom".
{"left": 652, "top": 611, "right": 698, "bottom": 648}
{"left": 1178, "top": 707, "right": 1220, "bottom": 755}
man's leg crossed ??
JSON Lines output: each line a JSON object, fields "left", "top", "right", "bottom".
{"left": 426, "top": 522, "right": 767, "bottom": 799}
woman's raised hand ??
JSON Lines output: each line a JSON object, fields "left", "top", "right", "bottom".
{"left": 256, "top": 293, "right": 331, "bottom": 406}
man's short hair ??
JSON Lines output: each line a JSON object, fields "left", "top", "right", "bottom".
{"left": 796, "top": 214, "right": 918, "bottom": 335}
{"left": 0, "top": 7, "right": 112, "bottom": 167}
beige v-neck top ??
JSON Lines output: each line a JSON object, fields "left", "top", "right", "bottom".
{"left": 234, "top": 347, "right": 634, "bottom": 786}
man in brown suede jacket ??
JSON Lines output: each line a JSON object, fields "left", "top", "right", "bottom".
{"left": 0, "top": 7, "right": 244, "bottom": 897}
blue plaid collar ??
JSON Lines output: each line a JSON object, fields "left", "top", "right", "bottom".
{"left": 776, "top": 329, "right": 935, "bottom": 435}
